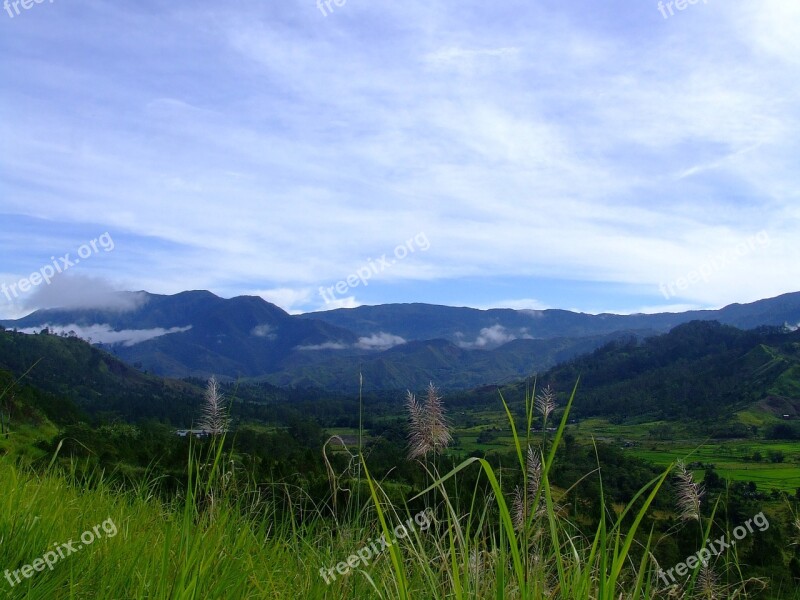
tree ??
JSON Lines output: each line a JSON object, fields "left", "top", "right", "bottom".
{"left": 768, "top": 450, "right": 785, "bottom": 464}
{"left": 0, "top": 389, "right": 12, "bottom": 439}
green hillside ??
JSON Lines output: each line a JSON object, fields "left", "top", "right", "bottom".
{"left": 0, "top": 327, "right": 205, "bottom": 423}
{"left": 479, "top": 321, "right": 800, "bottom": 429}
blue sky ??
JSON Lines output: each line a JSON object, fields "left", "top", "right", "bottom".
{"left": 1, "top": 0, "right": 798, "bottom": 318}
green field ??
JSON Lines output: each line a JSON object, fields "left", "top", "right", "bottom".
{"left": 565, "top": 418, "right": 800, "bottom": 492}
{"left": 627, "top": 442, "right": 800, "bottom": 491}
{"left": 570, "top": 419, "right": 800, "bottom": 492}
{"left": 447, "top": 412, "right": 800, "bottom": 492}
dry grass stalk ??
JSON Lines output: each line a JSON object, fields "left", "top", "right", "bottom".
{"left": 200, "top": 375, "right": 229, "bottom": 435}
{"left": 675, "top": 460, "right": 703, "bottom": 522}
{"left": 512, "top": 446, "right": 544, "bottom": 531}
{"left": 406, "top": 382, "right": 452, "bottom": 460}
{"left": 535, "top": 385, "right": 556, "bottom": 421}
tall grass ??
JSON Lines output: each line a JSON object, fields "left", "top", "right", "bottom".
{"left": 351, "top": 378, "right": 674, "bottom": 599}
{"left": 0, "top": 380, "right": 787, "bottom": 598}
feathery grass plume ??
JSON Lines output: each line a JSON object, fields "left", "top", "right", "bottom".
{"left": 406, "top": 390, "right": 425, "bottom": 459}
{"left": 200, "top": 375, "right": 229, "bottom": 435}
{"left": 511, "top": 485, "right": 526, "bottom": 531}
{"left": 466, "top": 547, "right": 497, "bottom": 587}
{"left": 535, "top": 385, "right": 556, "bottom": 421}
{"left": 526, "top": 445, "right": 542, "bottom": 501}
{"left": 675, "top": 460, "right": 703, "bottom": 521}
{"left": 406, "top": 382, "right": 452, "bottom": 460}
{"left": 467, "top": 548, "right": 485, "bottom": 576}
{"left": 696, "top": 564, "right": 721, "bottom": 599}
{"left": 512, "top": 446, "right": 544, "bottom": 531}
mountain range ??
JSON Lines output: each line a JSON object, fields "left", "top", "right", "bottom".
{"left": 3, "top": 290, "right": 800, "bottom": 391}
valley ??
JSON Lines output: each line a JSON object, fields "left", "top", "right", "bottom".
{"left": 2, "top": 298, "right": 800, "bottom": 598}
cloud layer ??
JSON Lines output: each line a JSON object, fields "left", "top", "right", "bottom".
{"left": 21, "top": 324, "right": 192, "bottom": 347}
{"left": 456, "top": 325, "right": 532, "bottom": 349}
{"left": 296, "top": 332, "right": 406, "bottom": 352}
{"left": 21, "top": 275, "right": 147, "bottom": 312}
{"left": 1, "top": 0, "right": 798, "bottom": 316}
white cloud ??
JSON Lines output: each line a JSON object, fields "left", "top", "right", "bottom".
{"left": 295, "top": 341, "right": 349, "bottom": 351}
{"left": 20, "top": 323, "right": 192, "bottom": 347}
{"left": 424, "top": 46, "right": 521, "bottom": 70}
{"left": 22, "top": 275, "right": 146, "bottom": 312}
{"left": 294, "top": 332, "right": 406, "bottom": 351}
{"left": 457, "top": 325, "right": 532, "bottom": 349}
{"left": 736, "top": 1, "right": 800, "bottom": 66}
{"left": 250, "top": 324, "right": 276, "bottom": 339}
{"left": 621, "top": 303, "right": 705, "bottom": 316}
{"left": 1, "top": 0, "right": 798, "bottom": 313}
{"left": 253, "top": 288, "right": 312, "bottom": 315}
{"left": 355, "top": 332, "right": 406, "bottom": 350}
{"left": 316, "top": 296, "right": 361, "bottom": 311}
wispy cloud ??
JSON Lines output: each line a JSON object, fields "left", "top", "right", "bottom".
{"left": 295, "top": 332, "right": 406, "bottom": 352}
{"left": 21, "top": 323, "right": 192, "bottom": 347}
{"left": 250, "top": 324, "right": 276, "bottom": 339}
{"left": 295, "top": 341, "right": 349, "bottom": 351}
{"left": 423, "top": 46, "right": 521, "bottom": 69}
{"left": 457, "top": 325, "right": 532, "bottom": 349}
{"left": 1, "top": 0, "right": 798, "bottom": 316}
{"left": 356, "top": 332, "right": 406, "bottom": 350}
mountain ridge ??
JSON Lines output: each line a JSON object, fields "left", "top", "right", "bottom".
{"left": 3, "top": 290, "right": 799, "bottom": 389}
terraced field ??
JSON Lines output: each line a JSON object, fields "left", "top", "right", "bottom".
{"left": 445, "top": 412, "right": 800, "bottom": 492}
{"left": 562, "top": 418, "right": 800, "bottom": 492}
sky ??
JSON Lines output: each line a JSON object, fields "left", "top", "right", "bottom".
{"left": 1, "top": 0, "right": 799, "bottom": 319}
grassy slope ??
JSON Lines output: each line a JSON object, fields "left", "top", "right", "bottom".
{"left": 3, "top": 419, "right": 798, "bottom": 598}
{"left": 0, "top": 455, "right": 311, "bottom": 599}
